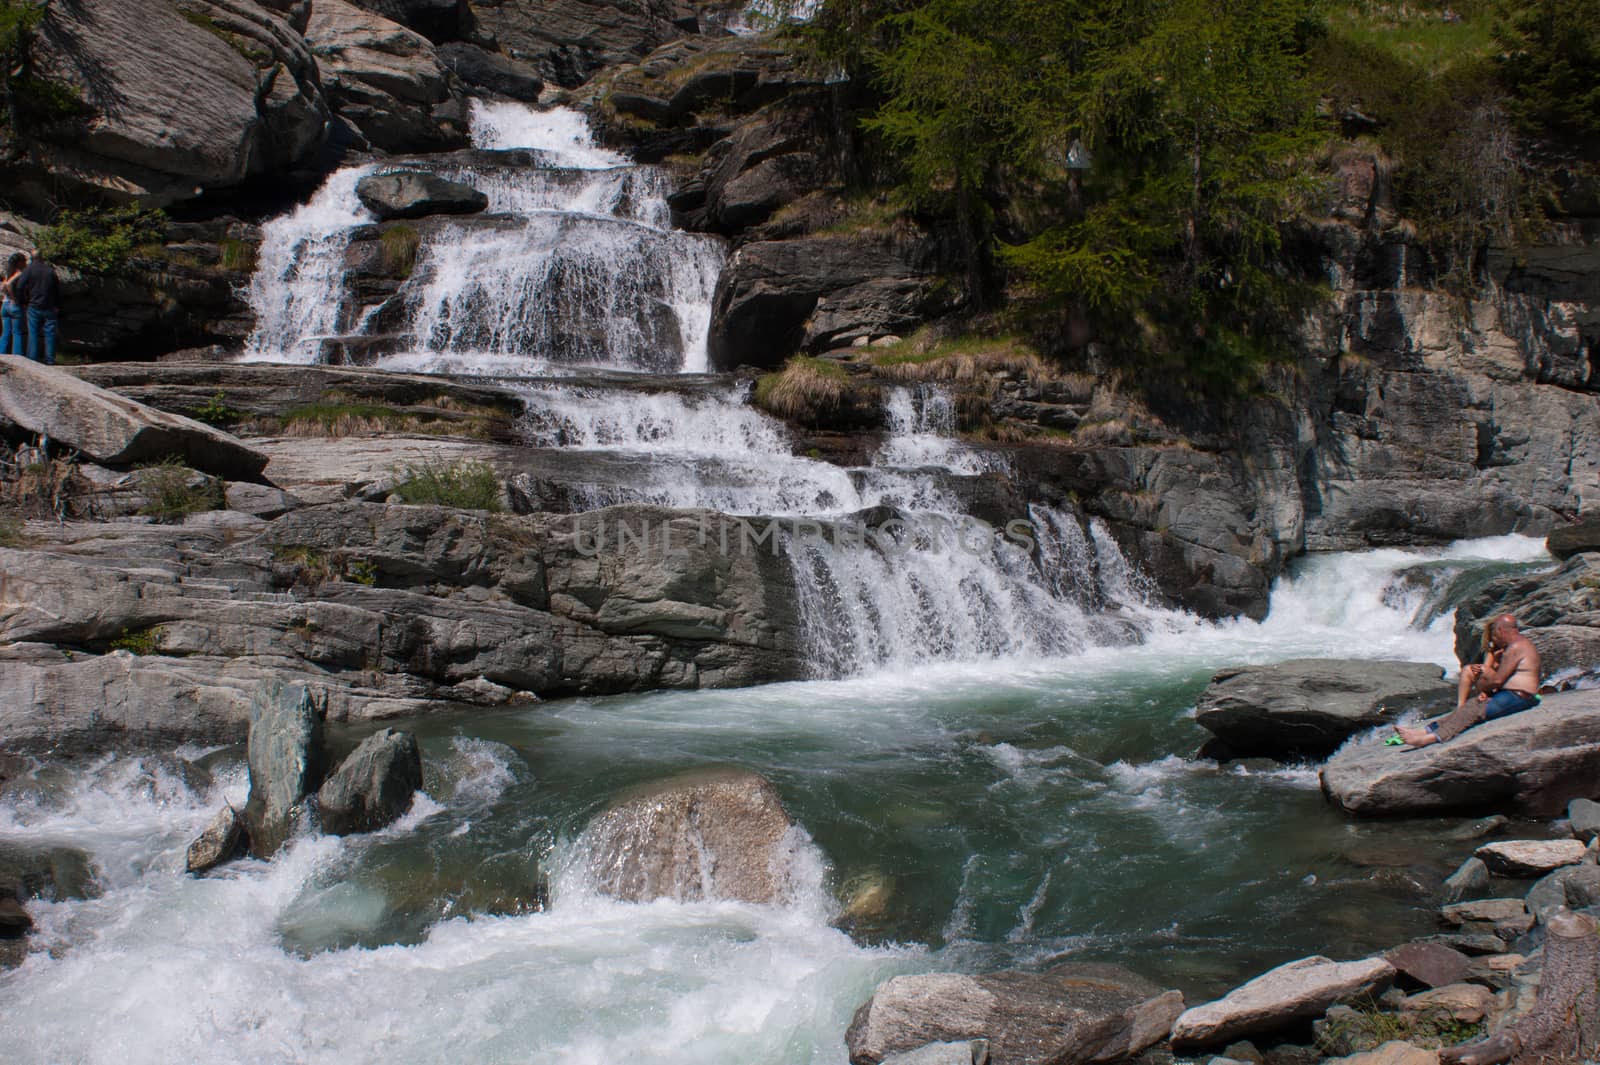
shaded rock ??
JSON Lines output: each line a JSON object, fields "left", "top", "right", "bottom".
{"left": 1221, "top": 1041, "right": 1266, "bottom": 1064}
{"left": 1441, "top": 857, "right": 1490, "bottom": 904}
{"left": 579, "top": 768, "right": 797, "bottom": 904}
{"left": 1524, "top": 864, "right": 1600, "bottom": 924}
{"left": 0, "top": 358, "right": 267, "bottom": 481}
{"left": 316, "top": 728, "right": 422, "bottom": 834}
{"left": 306, "top": 0, "right": 469, "bottom": 152}
{"left": 1399, "top": 983, "right": 1494, "bottom": 1024}
{"left": 1384, "top": 942, "right": 1470, "bottom": 990}
{"left": 1170, "top": 956, "right": 1396, "bottom": 1049}
{"left": 1569, "top": 797, "right": 1600, "bottom": 841}
{"left": 244, "top": 681, "right": 328, "bottom": 858}
{"left": 356, "top": 171, "right": 488, "bottom": 220}
{"left": 1320, "top": 690, "right": 1600, "bottom": 817}
{"left": 1475, "top": 839, "right": 1587, "bottom": 878}
{"left": 186, "top": 805, "right": 248, "bottom": 874}
{"left": 1452, "top": 554, "right": 1600, "bottom": 688}
{"left": 846, "top": 964, "right": 1184, "bottom": 1065}
{"left": 880, "top": 1041, "right": 990, "bottom": 1065}
{"left": 0, "top": 896, "right": 30, "bottom": 938}
{"left": 1194, "top": 659, "right": 1448, "bottom": 760}
{"left": 349, "top": 0, "right": 460, "bottom": 39}
{"left": 461, "top": 0, "right": 689, "bottom": 88}
{"left": 437, "top": 41, "right": 544, "bottom": 101}
{"left": 1546, "top": 513, "right": 1600, "bottom": 559}
{"left": 1325, "top": 1041, "right": 1438, "bottom": 1065}
{"left": 1443, "top": 816, "right": 1508, "bottom": 842}
{"left": 1416, "top": 933, "right": 1506, "bottom": 956}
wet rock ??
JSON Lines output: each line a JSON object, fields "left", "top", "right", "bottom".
{"left": 1443, "top": 816, "right": 1508, "bottom": 842}
{"left": 0, "top": 359, "right": 267, "bottom": 481}
{"left": 580, "top": 768, "right": 797, "bottom": 904}
{"left": 356, "top": 171, "right": 489, "bottom": 220}
{"left": 1194, "top": 659, "right": 1448, "bottom": 760}
{"left": 1170, "top": 956, "right": 1396, "bottom": 1049}
{"left": 437, "top": 41, "right": 544, "bottom": 101}
{"left": 1384, "top": 942, "right": 1469, "bottom": 990}
{"left": 1474, "top": 839, "right": 1587, "bottom": 878}
{"left": 880, "top": 1041, "right": 990, "bottom": 1065}
{"left": 846, "top": 964, "right": 1184, "bottom": 1065}
{"left": 1325, "top": 1042, "right": 1438, "bottom": 1065}
{"left": 186, "top": 805, "right": 248, "bottom": 874}
{"left": 1568, "top": 797, "right": 1600, "bottom": 841}
{"left": 306, "top": 0, "right": 469, "bottom": 152}
{"left": 1319, "top": 690, "right": 1600, "bottom": 817}
{"left": 1546, "top": 513, "right": 1600, "bottom": 559}
{"left": 1399, "top": 983, "right": 1493, "bottom": 1024}
{"left": 1440, "top": 858, "right": 1490, "bottom": 903}
{"left": 316, "top": 728, "right": 423, "bottom": 835}
{"left": 244, "top": 681, "right": 328, "bottom": 858}
{"left": 0, "top": 896, "right": 30, "bottom": 938}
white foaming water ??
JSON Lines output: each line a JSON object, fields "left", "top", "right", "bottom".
{"left": 470, "top": 99, "right": 626, "bottom": 167}
{"left": 0, "top": 753, "right": 914, "bottom": 1065}
{"left": 242, "top": 166, "right": 375, "bottom": 363}
{"left": 877, "top": 385, "right": 997, "bottom": 475}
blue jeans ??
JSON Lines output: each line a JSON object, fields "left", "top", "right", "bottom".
{"left": 1484, "top": 688, "right": 1538, "bottom": 720}
{"left": 0, "top": 301, "right": 22, "bottom": 356}
{"left": 26, "top": 307, "right": 57, "bottom": 365}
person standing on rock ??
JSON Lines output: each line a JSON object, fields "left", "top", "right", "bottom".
{"left": 1396, "top": 614, "right": 1540, "bottom": 747}
{"left": 15, "top": 250, "right": 60, "bottom": 366}
{"left": 0, "top": 253, "right": 27, "bottom": 356}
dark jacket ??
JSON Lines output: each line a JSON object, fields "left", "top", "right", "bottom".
{"left": 14, "top": 260, "right": 60, "bottom": 313}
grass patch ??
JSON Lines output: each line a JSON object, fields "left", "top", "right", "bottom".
{"left": 752, "top": 356, "right": 852, "bottom": 421}
{"left": 1316, "top": 1002, "right": 1486, "bottom": 1056}
{"left": 812, "top": 193, "right": 913, "bottom": 237}
{"left": 870, "top": 333, "right": 1047, "bottom": 384}
{"left": 219, "top": 239, "right": 256, "bottom": 273}
{"left": 110, "top": 626, "right": 163, "bottom": 656}
{"left": 1328, "top": 2, "right": 1496, "bottom": 75}
{"left": 391, "top": 458, "right": 502, "bottom": 511}
{"left": 135, "top": 457, "right": 222, "bottom": 523}
{"left": 272, "top": 546, "right": 380, "bottom": 589}
{"left": 380, "top": 225, "right": 420, "bottom": 277}
{"left": 177, "top": 7, "right": 269, "bottom": 65}
{"left": 281, "top": 401, "right": 407, "bottom": 435}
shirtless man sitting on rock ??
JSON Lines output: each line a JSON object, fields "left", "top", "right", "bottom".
{"left": 1396, "top": 615, "right": 1541, "bottom": 748}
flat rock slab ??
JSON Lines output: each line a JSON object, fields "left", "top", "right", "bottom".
{"left": 1384, "top": 942, "right": 1469, "bottom": 989}
{"left": 1320, "top": 690, "right": 1600, "bottom": 817}
{"left": 1171, "top": 955, "right": 1395, "bottom": 1049}
{"left": 356, "top": 170, "right": 488, "bottom": 219}
{"left": 1196, "top": 659, "right": 1448, "bottom": 759}
{"left": 847, "top": 964, "right": 1183, "bottom": 1065}
{"left": 0, "top": 357, "right": 266, "bottom": 479}
{"left": 1475, "top": 838, "right": 1587, "bottom": 877}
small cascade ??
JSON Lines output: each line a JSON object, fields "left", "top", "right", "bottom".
{"left": 877, "top": 384, "right": 998, "bottom": 475}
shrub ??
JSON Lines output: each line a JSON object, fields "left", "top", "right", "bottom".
{"left": 380, "top": 224, "right": 421, "bottom": 277}
{"left": 110, "top": 626, "right": 163, "bottom": 655}
{"left": 135, "top": 457, "right": 222, "bottom": 522}
{"left": 194, "top": 389, "right": 242, "bottom": 427}
{"left": 37, "top": 205, "right": 168, "bottom": 276}
{"left": 391, "top": 457, "right": 502, "bottom": 511}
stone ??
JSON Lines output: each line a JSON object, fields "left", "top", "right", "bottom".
{"left": 306, "top": 0, "right": 469, "bottom": 152}
{"left": 356, "top": 171, "right": 489, "bottom": 220}
{"left": 0, "top": 358, "right": 268, "bottom": 481}
{"left": 1221, "top": 1041, "right": 1266, "bottom": 1064}
{"left": 1383, "top": 942, "right": 1470, "bottom": 990}
{"left": 1325, "top": 1041, "right": 1438, "bottom": 1065}
{"left": 0, "top": 896, "right": 30, "bottom": 938}
{"left": 1440, "top": 858, "right": 1490, "bottom": 904}
{"left": 1440, "top": 899, "right": 1529, "bottom": 926}
{"left": 461, "top": 0, "right": 690, "bottom": 88}
{"left": 1546, "top": 513, "right": 1600, "bottom": 559}
{"left": 0, "top": 842, "right": 99, "bottom": 902}
{"left": 316, "top": 728, "right": 423, "bottom": 835}
{"left": 1399, "top": 983, "right": 1494, "bottom": 1024}
{"left": 1320, "top": 690, "right": 1600, "bottom": 818}
{"left": 28, "top": 0, "right": 328, "bottom": 206}
{"left": 1474, "top": 839, "right": 1587, "bottom": 878}
{"left": 1193, "top": 659, "right": 1449, "bottom": 759}
{"left": 579, "top": 768, "right": 798, "bottom": 905}
{"left": 436, "top": 42, "right": 545, "bottom": 101}
{"left": 186, "top": 805, "right": 247, "bottom": 874}
{"left": 1569, "top": 797, "right": 1600, "bottom": 841}
{"left": 1417, "top": 933, "right": 1506, "bottom": 956}
{"left": 880, "top": 1041, "right": 990, "bottom": 1065}
{"left": 1443, "top": 816, "right": 1509, "bottom": 842}
{"left": 243, "top": 681, "right": 328, "bottom": 858}
{"left": 348, "top": 0, "right": 458, "bottom": 38}
{"left": 1170, "top": 956, "right": 1396, "bottom": 1049}
{"left": 224, "top": 482, "right": 301, "bottom": 519}
{"left": 846, "top": 964, "right": 1183, "bottom": 1065}
{"left": 1524, "top": 864, "right": 1600, "bottom": 924}
{"left": 1452, "top": 555, "right": 1600, "bottom": 688}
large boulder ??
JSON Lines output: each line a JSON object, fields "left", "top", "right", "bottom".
{"left": 316, "top": 727, "right": 423, "bottom": 834}
{"left": 461, "top": 0, "right": 692, "bottom": 88}
{"left": 306, "top": 0, "right": 469, "bottom": 152}
{"left": 28, "top": 0, "right": 328, "bottom": 207}
{"left": 1320, "top": 689, "right": 1600, "bottom": 818}
{"left": 1546, "top": 513, "right": 1600, "bottom": 560}
{"left": 436, "top": 41, "right": 545, "bottom": 101}
{"left": 578, "top": 768, "right": 799, "bottom": 904}
{"left": 356, "top": 171, "right": 488, "bottom": 220}
{"left": 1194, "top": 659, "right": 1449, "bottom": 760}
{"left": 1451, "top": 554, "right": 1600, "bottom": 688}
{"left": 1170, "top": 956, "right": 1395, "bottom": 1050}
{"left": 0, "top": 358, "right": 268, "bottom": 480}
{"left": 243, "top": 681, "right": 328, "bottom": 857}
{"left": 846, "top": 964, "right": 1184, "bottom": 1065}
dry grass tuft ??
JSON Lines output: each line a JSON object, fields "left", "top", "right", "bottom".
{"left": 870, "top": 333, "right": 1049, "bottom": 385}
{"left": 753, "top": 356, "right": 853, "bottom": 421}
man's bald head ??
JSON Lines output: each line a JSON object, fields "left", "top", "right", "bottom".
{"left": 1490, "top": 614, "right": 1520, "bottom": 642}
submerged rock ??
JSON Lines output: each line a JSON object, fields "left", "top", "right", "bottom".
{"left": 1194, "top": 659, "right": 1448, "bottom": 760}
{"left": 580, "top": 768, "right": 798, "bottom": 904}
{"left": 846, "top": 964, "right": 1183, "bottom": 1065}
{"left": 1320, "top": 690, "right": 1600, "bottom": 817}
{"left": 316, "top": 728, "right": 423, "bottom": 835}
{"left": 356, "top": 171, "right": 489, "bottom": 220}
{"left": 1474, "top": 839, "right": 1587, "bottom": 878}
{"left": 186, "top": 805, "right": 248, "bottom": 874}
{"left": 1440, "top": 857, "right": 1490, "bottom": 904}
{"left": 244, "top": 681, "right": 328, "bottom": 858}
{"left": 1170, "top": 955, "right": 1395, "bottom": 1049}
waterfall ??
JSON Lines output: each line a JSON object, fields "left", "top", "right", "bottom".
{"left": 878, "top": 384, "right": 999, "bottom": 474}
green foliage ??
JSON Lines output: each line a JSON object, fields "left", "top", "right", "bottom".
{"left": 0, "top": 511, "right": 23, "bottom": 547}
{"left": 110, "top": 626, "right": 163, "bottom": 656}
{"left": 380, "top": 225, "right": 421, "bottom": 277}
{"left": 135, "top": 457, "right": 222, "bottom": 523}
{"left": 392, "top": 458, "right": 502, "bottom": 512}
{"left": 219, "top": 239, "right": 257, "bottom": 273}
{"left": 1328, "top": 2, "right": 1496, "bottom": 74}
{"left": 37, "top": 206, "right": 169, "bottom": 276}
{"left": 1493, "top": 0, "right": 1600, "bottom": 143}
{"left": 346, "top": 558, "right": 378, "bottom": 586}
{"left": 194, "top": 389, "right": 242, "bottom": 428}
{"left": 753, "top": 356, "right": 851, "bottom": 419}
